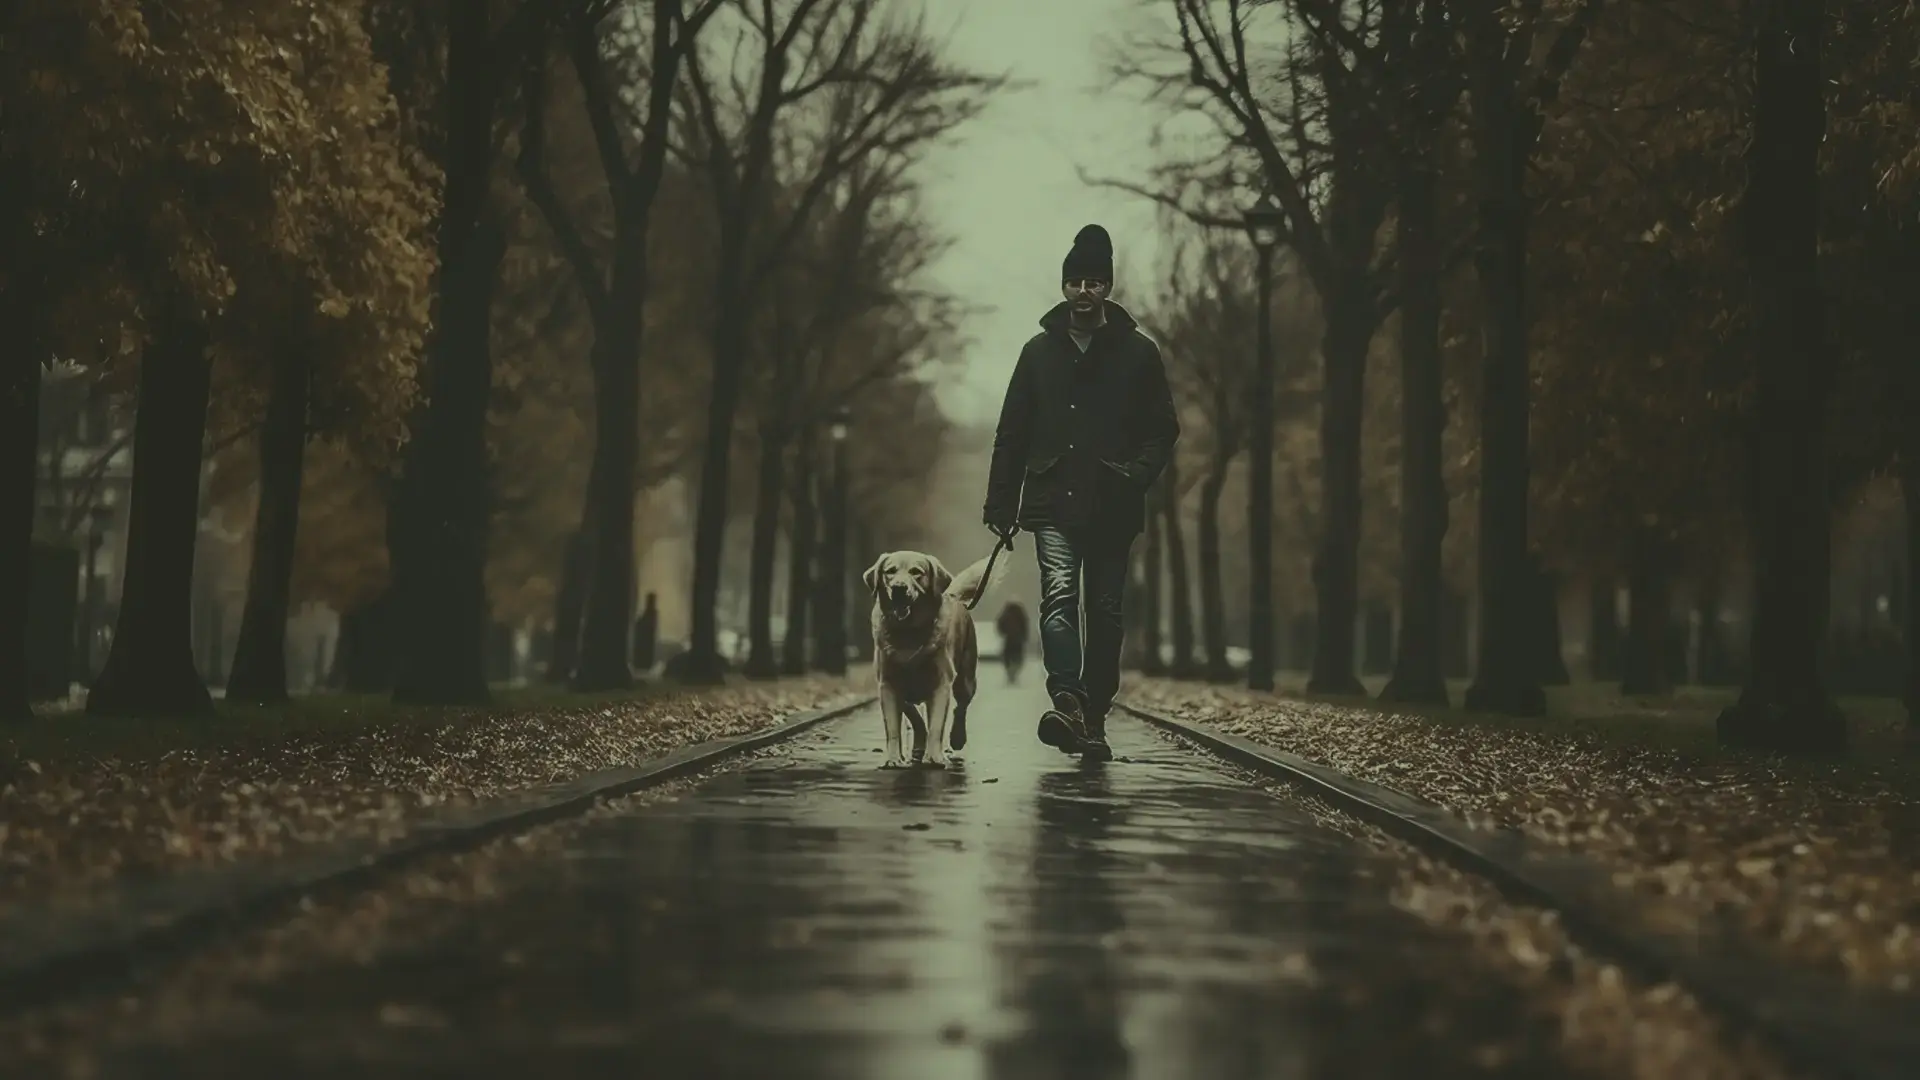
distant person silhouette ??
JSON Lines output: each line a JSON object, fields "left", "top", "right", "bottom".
{"left": 996, "top": 601, "right": 1031, "bottom": 685}
{"left": 632, "top": 593, "right": 659, "bottom": 672}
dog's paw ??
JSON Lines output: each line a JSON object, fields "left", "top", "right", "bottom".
{"left": 880, "top": 754, "right": 911, "bottom": 770}
{"left": 922, "top": 751, "right": 949, "bottom": 770}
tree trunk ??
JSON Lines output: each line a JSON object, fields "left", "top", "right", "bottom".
{"left": 1, "top": 341, "right": 37, "bottom": 722}
{"left": 1903, "top": 451, "right": 1918, "bottom": 730}
{"left": 1695, "top": 569, "right": 1732, "bottom": 686}
{"left": 1162, "top": 459, "right": 1197, "bottom": 677}
{"left": 573, "top": 285, "right": 646, "bottom": 691}
{"left": 678, "top": 263, "right": 750, "bottom": 683}
{"left": 850, "top": 521, "right": 875, "bottom": 662}
{"left": 810, "top": 514, "right": 834, "bottom": 672}
{"left": 1620, "top": 540, "right": 1673, "bottom": 695}
{"left": 781, "top": 436, "right": 815, "bottom": 676}
{"left": 1198, "top": 460, "right": 1232, "bottom": 680}
{"left": 0, "top": 43, "right": 39, "bottom": 720}
{"left": 87, "top": 318, "right": 215, "bottom": 717}
{"left": 204, "top": 600, "right": 227, "bottom": 688}
{"left": 336, "top": 597, "right": 397, "bottom": 693}
{"left": 1716, "top": 0, "right": 1842, "bottom": 753}
{"left": 1530, "top": 558, "right": 1572, "bottom": 685}
{"left": 566, "top": 0, "right": 690, "bottom": 692}
{"left": 1588, "top": 576, "right": 1619, "bottom": 680}
{"left": 1463, "top": 77, "right": 1545, "bottom": 717}
{"left": 1308, "top": 277, "right": 1372, "bottom": 696}
{"left": 226, "top": 342, "right": 314, "bottom": 704}
{"left": 1247, "top": 246, "right": 1277, "bottom": 691}
{"left": 812, "top": 436, "right": 849, "bottom": 674}
{"left": 1382, "top": 156, "right": 1450, "bottom": 705}
{"left": 1140, "top": 490, "right": 1165, "bottom": 675}
{"left": 389, "top": 9, "right": 508, "bottom": 706}
{"left": 1123, "top": 554, "right": 1147, "bottom": 671}
{"left": 744, "top": 425, "right": 787, "bottom": 679}
{"left": 389, "top": 217, "right": 505, "bottom": 705}
{"left": 544, "top": 529, "right": 589, "bottom": 683}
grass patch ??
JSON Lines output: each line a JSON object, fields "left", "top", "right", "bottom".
{"left": 1262, "top": 672, "right": 1920, "bottom": 792}
{"left": 5, "top": 680, "right": 681, "bottom": 767}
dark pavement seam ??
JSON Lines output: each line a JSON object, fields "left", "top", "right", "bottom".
{"left": 0, "top": 696, "right": 875, "bottom": 1019}
{"left": 1119, "top": 701, "right": 1920, "bottom": 1080}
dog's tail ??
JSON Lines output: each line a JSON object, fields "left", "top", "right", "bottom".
{"left": 946, "top": 549, "right": 1009, "bottom": 608}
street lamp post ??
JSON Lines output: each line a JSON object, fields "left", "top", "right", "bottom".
{"left": 818, "top": 407, "right": 852, "bottom": 676}
{"left": 1243, "top": 191, "right": 1285, "bottom": 691}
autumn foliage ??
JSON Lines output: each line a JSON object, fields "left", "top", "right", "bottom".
{"left": 4, "top": 0, "right": 979, "bottom": 716}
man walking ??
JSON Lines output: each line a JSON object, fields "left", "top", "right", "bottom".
{"left": 982, "top": 224, "right": 1179, "bottom": 762}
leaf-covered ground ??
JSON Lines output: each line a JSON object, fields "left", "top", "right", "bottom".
{"left": 1125, "top": 676, "right": 1920, "bottom": 992}
{"left": 1196, "top": 746, "right": 1799, "bottom": 1080}
{"left": 0, "top": 676, "right": 864, "bottom": 914}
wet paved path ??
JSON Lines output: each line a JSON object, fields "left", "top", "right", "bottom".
{"left": 100, "top": 681, "right": 1576, "bottom": 1079}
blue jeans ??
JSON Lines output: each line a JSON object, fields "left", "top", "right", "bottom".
{"left": 1032, "top": 528, "right": 1133, "bottom": 717}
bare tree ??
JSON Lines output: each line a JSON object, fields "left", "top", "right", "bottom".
{"left": 740, "top": 159, "right": 942, "bottom": 676}
{"left": 669, "top": 0, "right": 999, "bottom": 681}
{"left": 1294, "top": 0, "right": 1466, "bottom": 704}
{"left": 1110, "top": 0, "right": 1395, "bottom": 695}
{"left": 516, "top": 0, "right": 724, "bottom": 690}
{"left": 1153, "top": 240, "right": 1256, "bottom": 679}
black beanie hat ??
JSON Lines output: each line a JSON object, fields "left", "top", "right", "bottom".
{"left": 1061, "top": 224, "right": 1114, "bottom": 284}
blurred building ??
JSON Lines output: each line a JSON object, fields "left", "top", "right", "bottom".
{"left": 33, "top": 365, "right": 133, "bottom": 687}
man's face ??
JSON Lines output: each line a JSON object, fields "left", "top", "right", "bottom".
{"left": 1062, "top": 277, "right": 1110, "bottom": 317}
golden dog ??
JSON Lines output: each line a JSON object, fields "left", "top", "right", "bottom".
{"left": 863, "top": 549, "right": 1004, "bottom": 768}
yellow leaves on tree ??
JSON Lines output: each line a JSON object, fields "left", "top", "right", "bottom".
{"left": 1523, "top": 0, "right": 1920, "bottom": 574}
{"left": 8, "top": 0, "right": 437, "bottom": 454}
{"left": 1525, "top": 0, "right": 1750, "bottom": 572}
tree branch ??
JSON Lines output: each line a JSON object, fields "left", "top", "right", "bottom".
{"left": 1173, "top": 0, "right": 1337, "bottom": 287}
{"left": 1522, "top": 0, "right": 1608, "bottom": 153}
{"left": 567, "top": 11, "right": 632, "bottom": 198}
{"left": 1291, "top": 0, "right": 1387, "bottom": 76}
{"left": 1077, "top": 166, "right": 1252, "bottom": 233}
{"left": 515, "top": 43, "right": 610, "bottom": 323}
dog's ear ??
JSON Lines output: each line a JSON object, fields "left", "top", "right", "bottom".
{"left": 862, "top": 554, "right": 887, "bottom": 593}
{"left": 927, "top": 556, "right": 953, "bottom": 595}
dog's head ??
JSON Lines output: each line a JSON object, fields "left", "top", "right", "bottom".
{"left": 863, "top": 551, "right": 952, "bottom": 622}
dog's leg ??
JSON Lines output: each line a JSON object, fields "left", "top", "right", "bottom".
{"left": 880, "top": 684, "right": 909, "bottom": 769}
{"left": 904, "top": 704, "right": 928, "bottom": 762}
{"left": 923, "top": 680, "right": 954, "bottom": 768}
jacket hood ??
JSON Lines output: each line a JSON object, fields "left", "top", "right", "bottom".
{"left": 1038, "top": 298, "right": 1139, "bottom": 336}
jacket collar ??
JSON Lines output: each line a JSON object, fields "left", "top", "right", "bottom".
{"left": 1038, "top": 298, "right": 1138, "bottom": 339}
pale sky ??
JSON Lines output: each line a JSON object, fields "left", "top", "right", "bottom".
{"left": 914, "top": 0, "right": 1173, "bottom": 427}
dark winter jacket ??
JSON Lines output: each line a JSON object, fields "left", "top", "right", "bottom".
{"left": 982, "top": 299, "right": 1180, "bottom": 539}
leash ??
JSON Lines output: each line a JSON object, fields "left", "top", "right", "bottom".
{"left": 965, "top": 533, "right": 1014, "bottom": 611}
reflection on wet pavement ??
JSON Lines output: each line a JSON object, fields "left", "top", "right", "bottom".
{"left": 105, "top": 681, "right": 1579, "bottom": 1079}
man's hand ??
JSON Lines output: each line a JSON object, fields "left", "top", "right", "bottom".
{"left": 1100, "top": 459, "right": 1144, "bottom": 488}
{"left": 987, "top": 520, "right": 1018, "bottom": 546}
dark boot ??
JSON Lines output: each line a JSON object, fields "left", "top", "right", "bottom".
{"left": 1037, "top": 689, "right": 1088, "bottom": 753}
{"left": 1080, "top": 703, "right": 1113, "bottom": 763}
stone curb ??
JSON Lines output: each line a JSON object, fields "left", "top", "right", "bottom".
{"left": 1120, "top": 701, "right": 1920, "bottom": 1080}
{"left": 0, "top": 696, "right": 874, "bottom": 1017}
